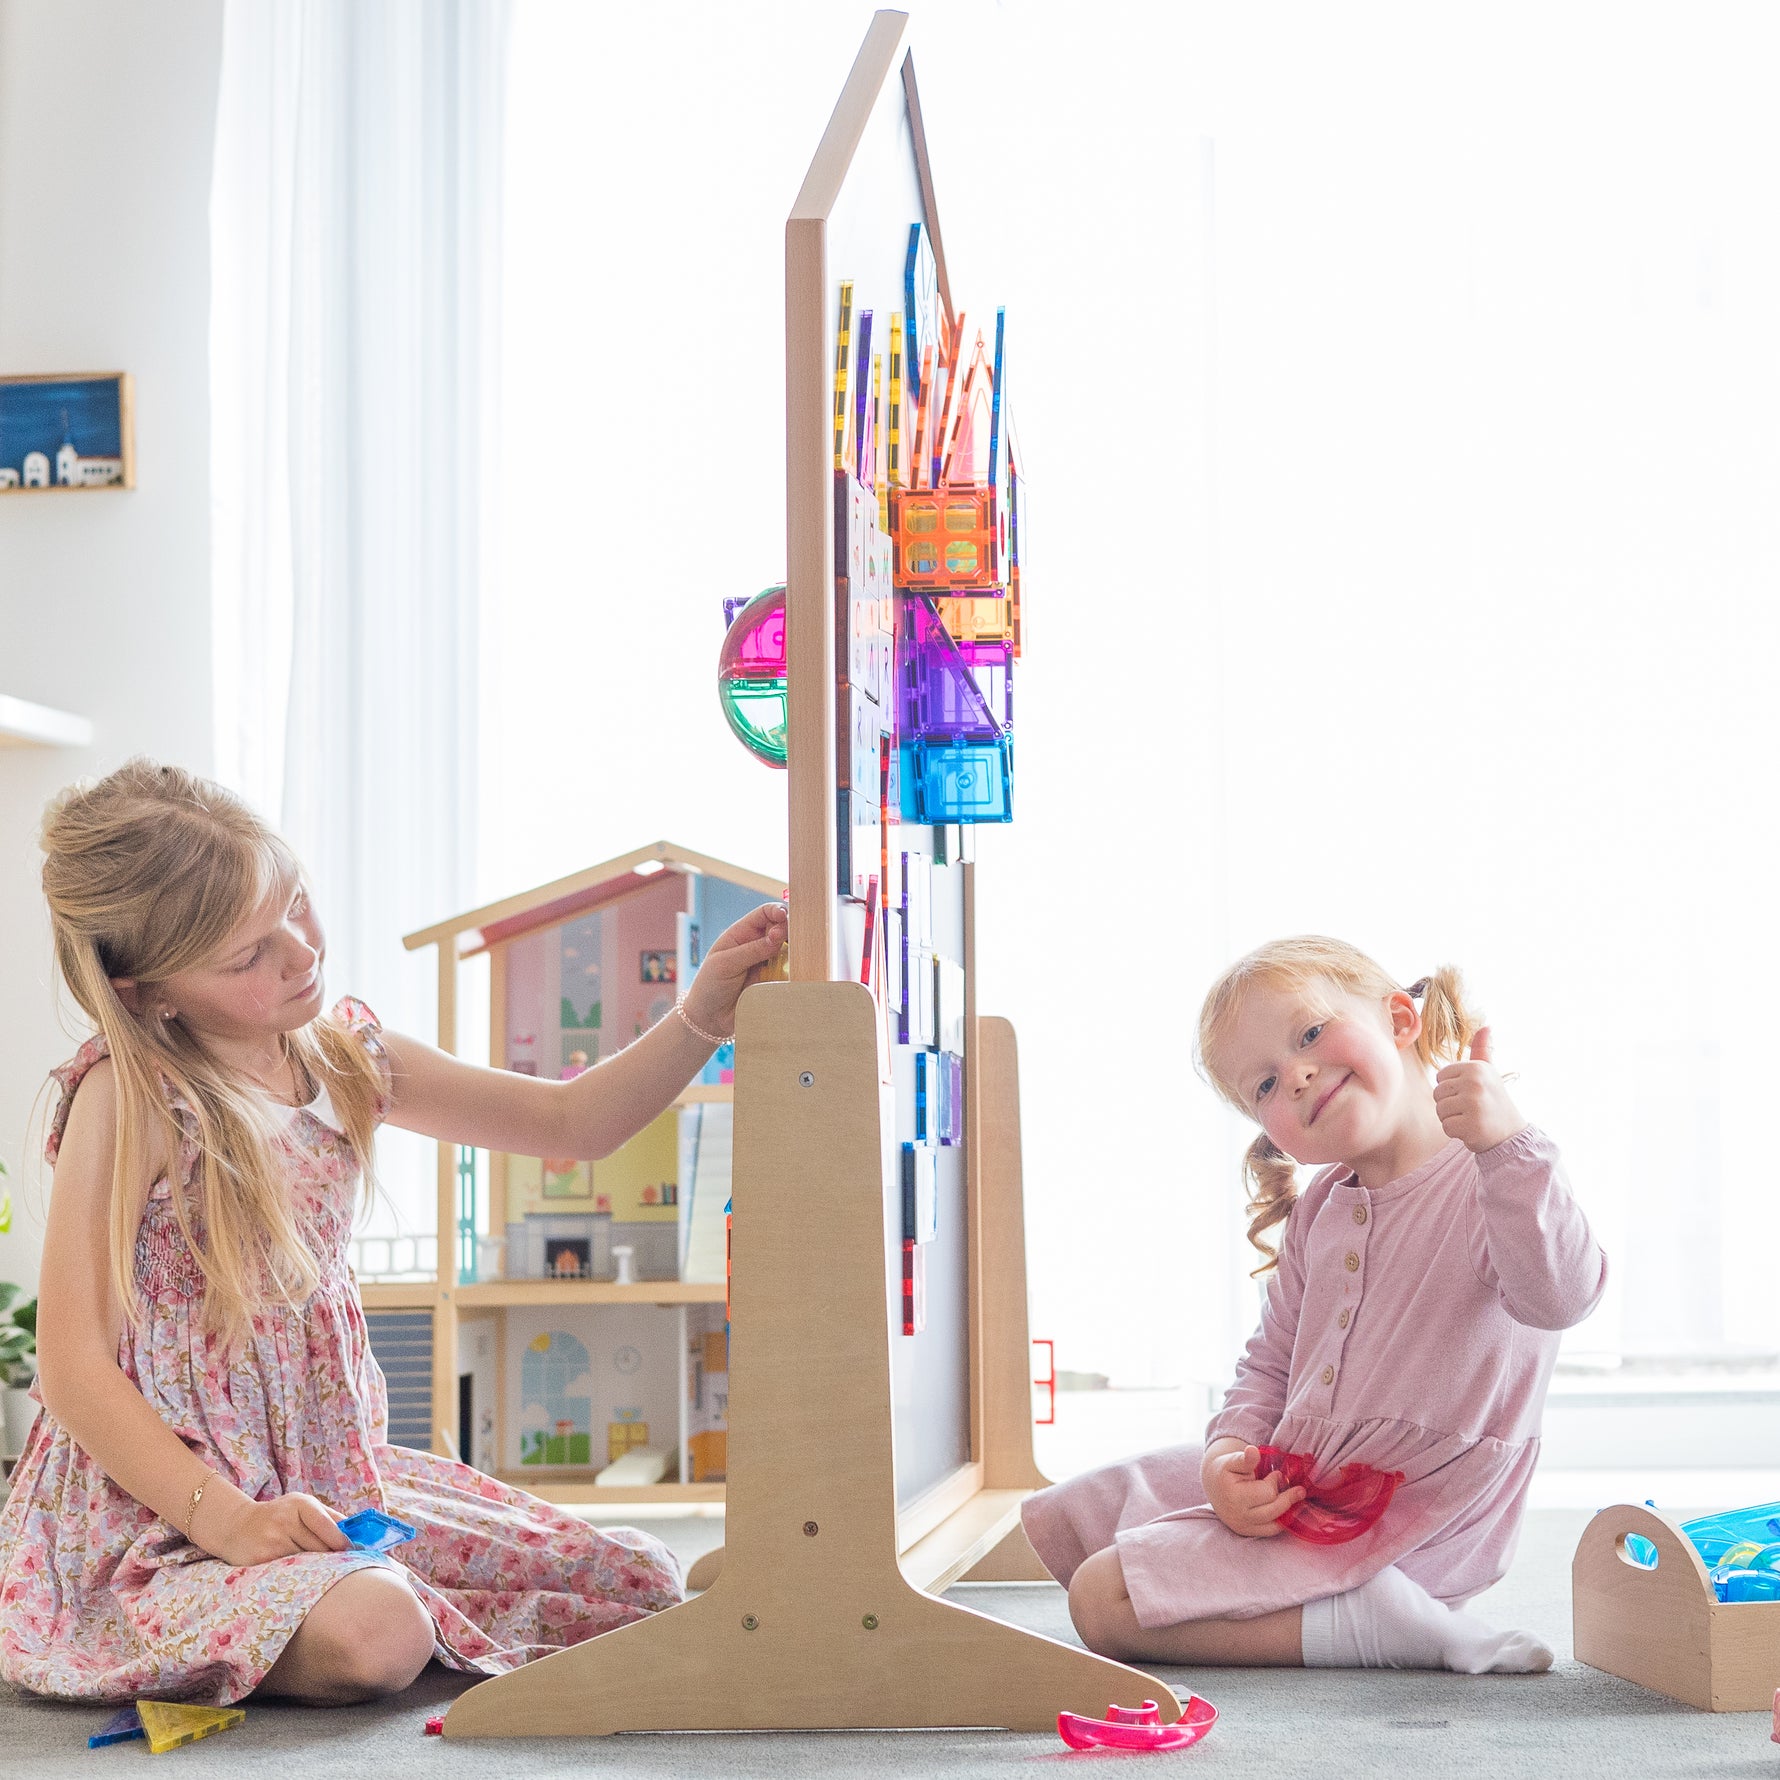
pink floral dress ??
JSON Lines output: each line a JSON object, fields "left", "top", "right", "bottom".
{"left": 0, "top": 998, "right": 682, "bottom": 1704}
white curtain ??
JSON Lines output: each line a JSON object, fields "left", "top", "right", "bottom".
{"left": 210, "top": 0, "right": 509, "bottom": 1235}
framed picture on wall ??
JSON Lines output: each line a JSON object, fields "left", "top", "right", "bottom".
{"left": 0, "top": 373, "right": 134, "bottom": 492}
{"left": 542, "top": 1158, "right": 593, "bottom": 1201}
{"left": 639, "top": 950, "right": 676, "bottom": 985}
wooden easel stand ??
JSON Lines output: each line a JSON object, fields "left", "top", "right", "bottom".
{"left": 444, "top": 984, "right": 1175, "bottom": 1734}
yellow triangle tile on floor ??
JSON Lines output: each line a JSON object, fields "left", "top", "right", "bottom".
{"left": 135, "top": 1699, "right": 245, "bottom": 1755}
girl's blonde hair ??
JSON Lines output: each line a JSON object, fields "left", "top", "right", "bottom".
{"left": 1196, "top": 935, "right": 1480, "bottom": 1276}
{"left": 41, "top": 759, "right": 385, "bottom": 1345}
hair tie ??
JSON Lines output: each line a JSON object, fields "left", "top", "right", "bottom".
{"left": 1407, "top": 977, "right": 1430, "bottom": 999}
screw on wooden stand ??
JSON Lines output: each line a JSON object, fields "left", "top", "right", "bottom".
{"left": 742, "top": 1615, "right": 759, "bottom": 1631}
{"left": 862, "top": 1615, "right": 879, "bottom": 1630}
{"left": 798, "top": 1071, "right": 815, "bottom": 1087}
{"left": 803, "top": 1520, "right": 820, "bottom": 1536}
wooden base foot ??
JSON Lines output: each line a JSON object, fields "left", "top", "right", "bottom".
{"left": 444, "top": 1568, "right": 1177, "bottom": 1736}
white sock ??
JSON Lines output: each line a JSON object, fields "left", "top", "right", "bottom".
{"left": 1300, "top": 1565, "right": 1553, "bottom": 1674}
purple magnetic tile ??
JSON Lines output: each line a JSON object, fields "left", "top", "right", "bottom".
{"left": 898, "top": 596, "right": 1002, "bottom": 743}
{"left": 940, "top": 1050, "right": 964, "bottom": 1145}
{"left": 898, "top": 923, "right": 912, "bottom": 1044}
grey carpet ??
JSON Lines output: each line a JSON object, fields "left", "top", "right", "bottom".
{"left": 3, "top": 1509, "right": 1773, "bottom": 1777}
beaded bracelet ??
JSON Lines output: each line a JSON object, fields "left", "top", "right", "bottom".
{"left": 673, "top": 997, "right": 728, "bottom": 1050}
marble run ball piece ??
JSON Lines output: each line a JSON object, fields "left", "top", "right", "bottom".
{"left": 1708, "top": 1567, "right": 1780, "bottom": 1602}
{"left": 1056, "top": 1696, "right": 1218, "bottom": 1753}
{"left": 1255, "top": 1445, "right": 1405, "bottom": 1544}
{"left": 718, "top": 584, "right": 790, "bottom": 767}
{"left": 1622, "top": 1498, "right": 1780, "bottom": 1578}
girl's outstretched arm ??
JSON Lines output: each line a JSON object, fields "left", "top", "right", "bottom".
{"left": 383, "top": 901, "right": 787, "bottom": 1161}
{"left": 35, "top": 1060, "right": 350, "bottom": 1566}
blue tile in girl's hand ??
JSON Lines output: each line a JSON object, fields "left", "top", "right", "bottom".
{"left": 337, "top": 1508, "right": 418, "bottom": 1552}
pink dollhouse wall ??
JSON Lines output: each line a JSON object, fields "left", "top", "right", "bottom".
{"left": 501, "top": 873, "right": 687, "bottom": 1076}
{"left": 602, "top": 874, "right": 684, "bottom": 1041}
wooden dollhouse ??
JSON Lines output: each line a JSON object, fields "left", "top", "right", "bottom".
{"left": 362, "top": 839, "right": 782, "bottom": 1507}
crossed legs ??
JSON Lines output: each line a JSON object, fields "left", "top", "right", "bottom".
{"left": 1067, "top": 1545, "right": 1305, "bottom": 1665}
{"left": 1066, "top": 1544, "right": 1551, "bottom": 1673}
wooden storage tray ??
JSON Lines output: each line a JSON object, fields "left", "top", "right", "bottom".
{"left": 1573, "top": 1501, "right": 1780, "bottom": 1710}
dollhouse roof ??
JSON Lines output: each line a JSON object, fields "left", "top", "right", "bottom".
{"left": 403, "top": 840, "right": 785, "bottom": 961}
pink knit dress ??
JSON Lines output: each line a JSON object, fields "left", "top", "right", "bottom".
{"left": 0, "top": 999, "right": 682, "bottom": 1703}
{"left": 1022, "top": 1129, "right": 1607, "bottom": 1629}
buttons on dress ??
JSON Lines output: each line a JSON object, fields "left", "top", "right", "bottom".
{"left": 1338, "top": 1308, "right": 1350, "bottom": 1328}
{"left": 1344, "top": 1251, "right": 1360, "bottom": 1272}
{"left": 1320, "top": 1365, "right": 1335, "bottom": 1385}
{"left": 1353, "top": 1205, "right": 1368, "bottom": 1225}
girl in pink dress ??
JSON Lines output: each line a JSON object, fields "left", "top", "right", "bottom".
{"left": 0, "top": 760, "right": 786, "bottom": 1706}
{"left": 1026, "top": 935, "right": 1607, "bottom": 1673}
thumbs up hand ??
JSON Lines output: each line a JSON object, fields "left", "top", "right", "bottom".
{"left": 1432, "top": 1025, "right": 1527, "bottom": 1154}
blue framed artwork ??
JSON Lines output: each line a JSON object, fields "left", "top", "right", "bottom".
{"left": 0, "top": 372, "right": 134, "bottom": 492}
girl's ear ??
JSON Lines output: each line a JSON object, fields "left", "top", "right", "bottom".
{"left": 1386, "top": 989, "right": 1421, "bottom": 1049}
{"left": 110, "top": 977, "right": 142, "bottom": 1014}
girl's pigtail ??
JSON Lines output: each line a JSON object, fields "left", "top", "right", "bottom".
{"left": 1409, "top": 965, "right": 1479, "bottom": 1070}
{"left": 1243, "top": 1132, "right": 1299, "bottom": 1277}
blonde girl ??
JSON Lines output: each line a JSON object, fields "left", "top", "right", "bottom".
{"left": 1023, "top": 935, "right": 1607, "bottom": 1673}
{"left": 0, "top": 760, "right": 785, "bottom": 1706}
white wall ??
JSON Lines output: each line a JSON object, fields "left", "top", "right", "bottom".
{"left": 0, "top": 0, "right": 224, "bottom": 1300}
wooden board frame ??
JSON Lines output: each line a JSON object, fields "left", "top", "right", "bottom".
{"left": 446, "top": 986, "right": 1175, "bottom": 1735}
{"left": 443, "top": 12, "right": 1177, "bottom": 1736}
{"left": 784, "top": 8, "right": 881, "bottom": 983}
{"left": 788, "top": 6, "right": 968, "bottom": 1512}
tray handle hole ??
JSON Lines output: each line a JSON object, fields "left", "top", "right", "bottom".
{"left": 1616, "top": 1532, "right": 1659, "bottom": 1570}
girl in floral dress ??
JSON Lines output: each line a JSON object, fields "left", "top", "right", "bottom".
{"left": 0, "top": 760, "right": 786, "bottom": 1706}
